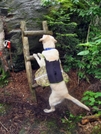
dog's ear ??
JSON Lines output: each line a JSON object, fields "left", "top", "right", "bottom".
{"left": 39, "top": 35, "right": 57, "bottom": 43}
{"left": 39, "top": 37, "right": 44, "bottom": 42}
{"left": 50, "top": 36, "right": 57, "bottom": 43}
{"left": 53, "top": 38, "right": 57, "bottom": 43}
{"left": 39, "top": 35, "right": 46, "bottom": 42}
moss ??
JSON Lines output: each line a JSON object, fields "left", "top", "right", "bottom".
{"left": 0, "top": 103, "right": 10, "bottom": 115}
{"left": 91, "top": 125, "right": 101, "bottom": 134}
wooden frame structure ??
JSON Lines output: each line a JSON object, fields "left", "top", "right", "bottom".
{"left": 20, "top": 21, "right": 53, "bottom": 101}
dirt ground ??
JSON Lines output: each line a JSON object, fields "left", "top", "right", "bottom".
{"left": 0, "top": 69, "right": 101, "bottom": 134}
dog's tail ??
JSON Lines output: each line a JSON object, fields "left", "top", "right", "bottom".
{"left": 65, "top": 94, "right": 90, "bottom": 111}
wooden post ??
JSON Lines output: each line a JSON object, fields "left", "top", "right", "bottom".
{"left": 42, "top": 21, "right": 49, "bottom": 32}
{"left": 0, "top": 18, "right": 4, "bottom": 50}
{"left": 20, "top": 21, "right": 36, "bottom": 101}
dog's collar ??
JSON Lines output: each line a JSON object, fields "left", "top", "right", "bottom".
{"left": 44, "top": 48, "right": 55, "bottom": 51}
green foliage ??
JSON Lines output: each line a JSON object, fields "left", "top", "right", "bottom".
{"left": 77, "top": 35, "right": 101, "bottom": 80}
{"left": 42, "top": 0, "right": 101, "bottom": 81}
{"left": 0, "top": 67, "right": 9, "bottom": 87}
{"left": 41, "top": 0, "right": 73, "bottom": 8}
{"left": 75, "top": 0, "right": 101, "bottom": 80}
{"left": 91, "top": 125, "right": 101, "bottom": 134}
{"left": 82, "top": 91, "right": 101, "bottom": 113}
{"left": 61, "top": 112, "right": 82, "bottom": 123}
{"left": 41, "top": 0, "right": 58, "bottom": 6}
{"left": 61, "top": 112, "right": 82, "bottom": 132}
{"left": 43, "top": 5, "right": 79, "bottom": 72}
{"left": 71, "top": 0, "right": 101, "bottom": 18}
{"left": 70, "top": 0, "right": 101, "bottom": 40}
{"left": 0, "top": 103, "right": 7, "bottom": 115}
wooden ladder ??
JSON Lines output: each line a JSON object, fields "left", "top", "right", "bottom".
{"left": 20, "top": 21, "right": 53, "bottom": 102}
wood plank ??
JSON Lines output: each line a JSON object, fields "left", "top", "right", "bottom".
{"left": 24, "top": 30, "right": 53, "bottom": 36}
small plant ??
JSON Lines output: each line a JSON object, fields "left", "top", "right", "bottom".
{"left": 62, "top": 112, "right": 82, "bottom": 123}
{"left": 41, "top": 0, "right": 59, "bottom": 6}
{"left": 82, "top": 91, "right": 101, "bottom": 114}
{"left": 0, "top": 103, "right": 7, "bottom": 115}
{"left": 61, "top": 112, "right": 82, "bottom": 132}
{"left": 0, "top": 67, "right": 9, "bottom": 87}
{"left": 91, "top": 125, "right": 101, "bottom": 134}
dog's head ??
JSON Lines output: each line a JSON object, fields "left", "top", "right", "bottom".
{"left": 39, "top": 35, "right": 57, "bottom": 49}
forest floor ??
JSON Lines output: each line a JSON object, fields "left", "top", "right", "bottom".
{"left": 0, "top": 69, "right": 101, "bottom": 134}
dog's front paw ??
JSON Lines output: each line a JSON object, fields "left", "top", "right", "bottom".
{"left": 38, "top": 53, "right": 43, "bottom": 58}
{"left": 33, "top": 54, "right": 37, "bottom": 58}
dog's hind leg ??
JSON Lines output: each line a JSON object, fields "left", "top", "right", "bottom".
{"left": 65, "top": 94, "right": 90, "bottom": 111}
{"left": 44, "top": 106, "right": 55, "bottom": 113}
{"left": 44, "top": 93, "right": 63, "bottom": 113}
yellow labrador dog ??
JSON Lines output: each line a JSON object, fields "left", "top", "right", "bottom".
{"left": 33, "top": 35, "right": 90, "bottom": 113}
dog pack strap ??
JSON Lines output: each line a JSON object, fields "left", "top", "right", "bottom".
{"left": 45, "top": 60, "right": 63, "bottom": 83}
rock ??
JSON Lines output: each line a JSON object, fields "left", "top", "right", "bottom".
{"left": 0, "top": 0, "right": 47, "bottom": 72}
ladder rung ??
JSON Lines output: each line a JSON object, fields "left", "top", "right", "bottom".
{"left": 25, "top": 55, "right": 34, "bottom": 61}
{"left": 32, "top": 83, "right": 39, "bottom": 89}
{"left": 24, "top": 30, "right": 53, "bottom": 36}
